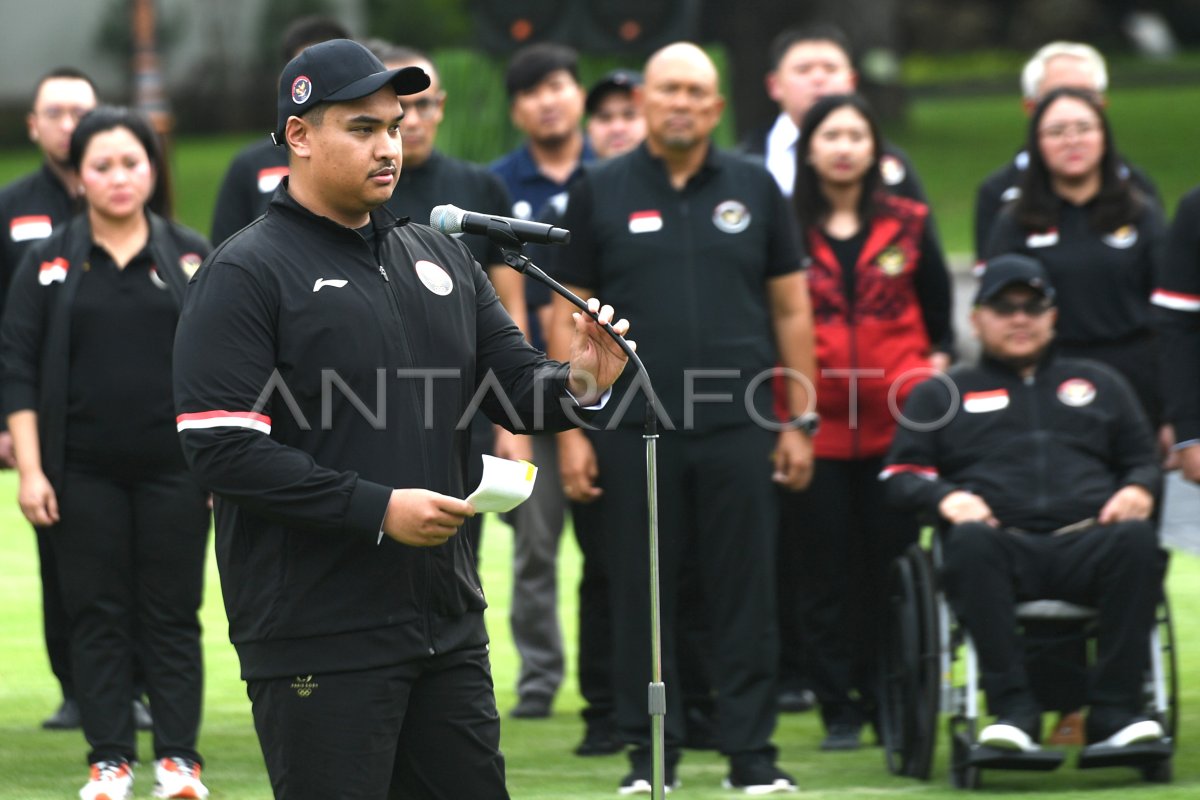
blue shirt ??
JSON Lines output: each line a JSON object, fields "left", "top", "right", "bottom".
{"left": 490, "top": 141, "right": 596, "bottom": 350}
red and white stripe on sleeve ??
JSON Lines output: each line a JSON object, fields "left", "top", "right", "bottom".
{"left": 878, "top": 464, "right": 939, "bottom": 480}
{"left": 176, "top": 411, "right": 272, "bottom": 435}
{"left": 1151, "top": 289, "right": 1200, "bottom": 313}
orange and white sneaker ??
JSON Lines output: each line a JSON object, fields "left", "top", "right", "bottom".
{"left": 152, "top": 757, "right": 209, "bottom": 799}
{"left": 79, "top": 759, "right": 133, "bottom": 800}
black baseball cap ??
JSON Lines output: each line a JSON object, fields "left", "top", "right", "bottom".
{"left": 274, "top": 39, "right": 430, "bottom": 145}
{"left": 974, "top": 253, "right": 1056, "bottom": 306}
{"left": 586, "top": 69, "right": 642, "bottom": 114}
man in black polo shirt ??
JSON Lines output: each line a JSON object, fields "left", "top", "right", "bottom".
{"left": 552, "top": 42, "right": 816, "bottom": 794}
{"left": 0, "top": 66, "right": 96, "bottom": 729}
{"left": 209, "top": 15, "right": 349, "bottom": 245}
{"left": 972, "top": 41, "right": 1159, "bottom": 257}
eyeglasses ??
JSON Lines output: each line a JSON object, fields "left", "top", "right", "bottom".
{"left": 36, "top": 105, "right": 91, "bottom": 123}
{"left": 1038, "top": 121, "right": 1100, "bottom": 140}
{"left": 985, "top": 297, "right": 1054, "bottom": 317}
{"left": 399, "top": 95, "right": 444, "bottom": 120}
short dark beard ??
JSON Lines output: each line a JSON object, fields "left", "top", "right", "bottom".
{"left": 531, "top": 130, "right": 573, "bottom": 151}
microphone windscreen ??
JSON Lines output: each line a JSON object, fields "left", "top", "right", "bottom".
{"left": 429, "top": 204, "right": 464, "bottom": 234}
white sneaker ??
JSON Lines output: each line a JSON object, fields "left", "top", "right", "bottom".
{"left": 153, "top": 757, "right": 209, "bottom": 799}
{"left": 978, "top": 723, "right": 1041, "bottom": 752}
{"left": 79, "top": 760, "right": 133, "bottom": 800}
{"left": 1093, "top": 719, "right": 1165, "bottom": 748}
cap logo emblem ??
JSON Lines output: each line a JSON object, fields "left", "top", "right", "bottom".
{"left": 291, "top": 75, "right": 312, "bottom": 105}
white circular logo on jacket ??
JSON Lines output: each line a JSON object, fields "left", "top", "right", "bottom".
{"left": 148, "top": 266, "right": 169, "bottom": 290}
{"left": 880, "top": 154, "right": 907, "bottom": 186}
{"left": 180, "top": 252, "right": 203, "bottom": 278}
{"left": 415, "top": 260, "right": 453, "bottom": 296}
{"left": 1103, "top": 225, "right": 1138, "bottom": 249}
{"left": 1057, "top": 378, "right": 1096, "bottom": 407}
{"left": 713, "top": 200, "right": 750, "bottom": 233}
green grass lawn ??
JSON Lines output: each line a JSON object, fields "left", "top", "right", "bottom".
{"left": 0, "top": 465, "right": 1197, "bottom": 797}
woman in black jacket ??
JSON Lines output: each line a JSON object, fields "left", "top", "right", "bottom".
{"left": 983, "top": 87, "right": 1166, "bottom": 430}
{"left": 1, "top": 107, "right": 211, "bottom": 800}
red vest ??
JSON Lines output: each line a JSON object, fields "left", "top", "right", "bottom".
{"left": 778, "top": 195, "right": 935, "bottom": 459}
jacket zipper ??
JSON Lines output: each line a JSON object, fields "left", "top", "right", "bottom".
{"left": 1024, "top": 373, "right": 1049, "bottom": 516}
{"left": 374, "top": 244, "right": 438, "bottom": 656}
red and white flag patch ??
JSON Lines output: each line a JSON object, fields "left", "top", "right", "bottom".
{"left": 10, "top": 215, "right": 52, "bottom": 242}
{"left": 628, "top": 210, "right": 662, "bottom": 234}
{"left": 37, "top": 257, "right": 68, "bottom": 285}
{"left": 963, "top": 389, "right": 1009, "bottom": 413}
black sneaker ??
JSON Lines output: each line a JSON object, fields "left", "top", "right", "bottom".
{"left": 723, "top": 753, "right": 796, "bottom": 794}
{"left": 777, "top": 688, "right": 816, "bottom": 713}
{"left": 574, "top": 716, "right": 623, "bottom": 757}
{"left": 820, "top": 722, "right": 863, "bottom": 751}
{"left": 509, "top": 695, "right": 552, "bottom": 719}
{"left": 42, "top": 698, "right": 81, "bottom": 730}
{"left": 618, "top": 749, "right": 679, "bottom": 795}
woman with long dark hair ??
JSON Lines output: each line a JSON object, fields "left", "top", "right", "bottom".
{"left": 777, "top": 93, "right": 953, "bottom": 750}
{"left": 983, "top": 86, "right": 1166, "bottom": 429}
{"left": 2, "top": 107, "right": 211, "bottom": 800}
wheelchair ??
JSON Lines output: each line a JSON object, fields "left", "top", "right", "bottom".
{"left": 878, "top": 530, "right": 1176, "bottom": 789}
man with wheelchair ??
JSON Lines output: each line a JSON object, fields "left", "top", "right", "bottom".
{"left": 882, "top": 253, "right": 1168, "bottom": 759}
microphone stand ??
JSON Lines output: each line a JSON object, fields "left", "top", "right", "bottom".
{"left": 490, "top": 225, "right": 668, "bottom": 800}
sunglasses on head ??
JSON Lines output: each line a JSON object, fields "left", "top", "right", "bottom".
{"left": 985, "top": 296, "right": 1054, "bottom": 317}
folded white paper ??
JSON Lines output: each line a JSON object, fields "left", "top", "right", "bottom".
{"left": 466, "top": 455, "right": 538, "bottom": 513}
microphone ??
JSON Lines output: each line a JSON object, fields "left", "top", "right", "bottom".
{"left": 430, "top": 204, "right": 571, "bottom": 246}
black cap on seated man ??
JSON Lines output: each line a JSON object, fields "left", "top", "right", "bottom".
{"left": 974, "top": 252, "right": 1056, "bottom": 306}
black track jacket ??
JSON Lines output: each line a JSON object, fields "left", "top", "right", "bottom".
{"left": 174, "top": 187, "right": 585, "bottom": 680}
{"left": 882, "top": 352, "right": 1160, "bottom": 533}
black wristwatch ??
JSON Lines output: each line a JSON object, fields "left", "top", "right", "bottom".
{"left": 795, "top": 412, "right": 820, "bottom": 436}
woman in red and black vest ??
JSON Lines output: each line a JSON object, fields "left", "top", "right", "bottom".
{"left": 776, "top": 93, "right": 954, "bottom": 750}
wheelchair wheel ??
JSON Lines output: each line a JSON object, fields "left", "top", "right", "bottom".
{"left": 1158, "top": 597, "right": 1179, "bottom": 743}
{"left": 950, "top": 730, "right": 982, "bottom": 790}
{"left": 879, "top": 544, "right": 940, "bottom": 779}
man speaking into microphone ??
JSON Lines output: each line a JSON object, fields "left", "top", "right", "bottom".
{"left": 173, "top": 39, "right": 631, "bottom": 799}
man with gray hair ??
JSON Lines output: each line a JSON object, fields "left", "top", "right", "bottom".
{"left": 973, "top": 41, "right": 1159, "bottom": 256}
